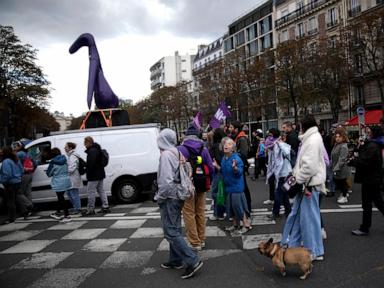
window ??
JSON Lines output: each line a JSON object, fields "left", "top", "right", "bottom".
{"left": 297, "top": 22, "right": 304, "bottom": 38}
{"left": 27, "top": 142, "right": 52, "bottom": 165}
{"left": 328, "top": 36, "right": 337, "bottom": 48}
{"left": 260, "top": 16, "right": 271, "bottom": 35}
{"left": 236, "top": 31, "right": 245, "bottom": 46}
{"left": 280, "top": 30, "right": 288, "bottom": 42}
{"left": 246, "top": 23, "right": 257, "bottom": 41}
{"left": 349, "top": 0, "right": 361, "bottom": 16}
{"left": 181, "top": 59, "right": 186, "bottom": 62}
{"left": 327, "top": 7, "right": 338, "bottom": 27}
{"left": 224, "top": 37, "right": 234, "bottom": 52}
{"left": 308, "top": 17, "right": 318, "bottom": 35}
{"left": 354, "top": 54, "right": 363, "bottom": 74}
{"left": 249, "top": 40, "right": 258, "bottom": 56}
{"left": 261, "top": 34, "right": 272, "bottom": 51}
{"left": 281, "top": 9, "right": 288, "bottom": 19}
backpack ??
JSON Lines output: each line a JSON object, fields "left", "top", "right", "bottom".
{"left": 75, "top": 155, "right": 87, "bottom": 175}
{"left": 185, "top": 146, "right": 210, "bottom": 193}
{"left": 100, "top": 149, "right": 109, "bottom": 167}
{"left": 174, "top": 151, "right": 195, "bottom": 200}
{"left": 23, "top": 156, "right": 34, "bottom": 174}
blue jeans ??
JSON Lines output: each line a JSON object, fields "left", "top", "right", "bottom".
{"left": 67, "top": 188, "right": 81, "bottom": 211}
{"left": 272, "top": 177, "right": 291, "bottom": 216}
{"left": 326, "top": 165, "right": 335, "bottom": 192}
{"left": 211, "top": 174, "right": 225, "bottom": 218}
{"left": 281, "top": 189, "right": 324, "bottom": 257}
{"left": 159, "top": 198, "right": 199, "bottom": 268}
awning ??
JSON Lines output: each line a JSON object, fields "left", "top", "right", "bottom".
{"left": 345, "top": 109, "right": 383, "bottom": 126}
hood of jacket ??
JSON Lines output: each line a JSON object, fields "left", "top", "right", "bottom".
{"left": 51, "top": 155, "right": 67, "bottom": 165}
{"left": 298, "top": 126, "right": 319, "bottom": 143}
{"left": 157, "top": 128, "right": 177, "bottom": 151}
{"left": 180, "top": 136, "right": 204, "bottom": 154}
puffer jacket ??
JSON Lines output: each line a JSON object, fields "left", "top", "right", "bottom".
{"left": 66, "top": 150, "right": 83, "bottom": 189}
{"left": 293, "top": 127, "right": 326, "bottom": 191}
{"left": 46, "top": 155, "right": 72, "bottom": 192}
{"left": 331, "top": 142, "right": 351, "bottom": 179}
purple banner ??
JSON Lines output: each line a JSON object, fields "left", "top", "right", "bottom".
{"left": 209, "top": 102, "right": 231, "bottom": 129}
{"left": 193, "top": 111, "right": 202, "bottom": 130}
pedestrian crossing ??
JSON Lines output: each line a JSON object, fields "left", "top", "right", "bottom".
{"left": 0, "top": 199, "right": 374, "bottom": 288}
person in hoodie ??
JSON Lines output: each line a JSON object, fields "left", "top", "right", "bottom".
{"left": 178, "top": 122, "right": 214, "bottom": 251}
{"left": 349, "top": 126, "right": 384, "bottom": 236}
{"left": 155, "top": 128, "right": 203, "bottom": 280}
{"left": 0, "top": 146, "right": 23, "bottom": 224}
{"left": 46, "top": 148, "right": 72, "bottom": 222}
{"left": 83, "top": 136, "right": 110, "bottom": 215}
{"left": 267, "top": 132, "right": 292, "bottom": 220}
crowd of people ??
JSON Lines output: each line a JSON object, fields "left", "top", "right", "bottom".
{"left": 155, "top": 114, "right": 384, "bottom": 279}
{"left": 0, "top": 136, "right": 110, "bottom": 224}
{"left": 1, "top": 114, "right": 383, "bottom": 280}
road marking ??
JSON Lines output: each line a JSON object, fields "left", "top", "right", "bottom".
{"left": 29, "top": 268, "right": 95, "bottom": 288}
{"left": 11, "top": 252, "right": 73, "bottom": 269}
{"left": 0, "top": 240, "right": 55, "bottom": 254}
{"left": 62, "top": 229, "right": 106, "bottom": 240}
{"left": 242, "top": 233, "right": 282, "bottom": 250}
{"left": 82, "top": 238, "right": 127, "bottom": 252}
{"left": 100, "top": 251, "right": 154, "bottom": 268}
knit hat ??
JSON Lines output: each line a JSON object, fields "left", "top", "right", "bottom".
{"left": 185, "top": 122, "right": 200, "bottom": 136}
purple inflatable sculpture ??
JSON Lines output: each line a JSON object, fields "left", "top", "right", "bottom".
{"left": 69, "top": 33, "right": 119, "bottom": 109}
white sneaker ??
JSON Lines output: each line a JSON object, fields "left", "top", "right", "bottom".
{"left": 311, "top": 255, "right": 324, "bottom": 261}
{"left": 263, "top": 199, "right": 274, "bottom": 205}
{"left": 50, "top": 212, "right": 63, "bottom": 220}
{"left": 61, "top": 217, "right": 71, "bottom": 223}
{"left": 321, "top": 228, "right": 327, "bottom": 240}
{"left": 209, "top": 215, "right": 218, "bottom": 221}
{"left": 348, "top": 190, "right": 353, "bottom": 194}
{"left": 337, "top": 196, "right": 348, "bottom": 204}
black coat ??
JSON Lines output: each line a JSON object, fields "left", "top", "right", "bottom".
{"left": 85, "top": 143, "right": 105, "bottom": 181}
{"left": 351, "top": 140, "right": 383, "bottom": 185}
{"left": 286, "top": 130, "right": 300, "bottom": 154}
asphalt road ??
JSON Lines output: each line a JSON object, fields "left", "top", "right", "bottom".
{"left": 0, "top": 174, "right": 383, "bottom": 288}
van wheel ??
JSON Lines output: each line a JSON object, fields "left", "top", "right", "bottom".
{"left": 114, "top": 178, "right": 141, "bottom": 203}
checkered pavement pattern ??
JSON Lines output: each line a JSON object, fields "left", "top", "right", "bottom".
{"left": 0, "top": 199, "right": 281, "bottom": 288}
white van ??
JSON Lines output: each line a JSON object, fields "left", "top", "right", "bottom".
{"left": 16, "top": 123, "right": 160, "bottom": 205}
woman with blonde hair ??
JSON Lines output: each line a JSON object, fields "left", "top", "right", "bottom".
{"left": 331, "top": 128, "right": 351, "bottom": 204}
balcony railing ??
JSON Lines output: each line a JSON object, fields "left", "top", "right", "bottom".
{"left": 275, "top": 0, "right": 329, "bottom": 28}
{"left": 308, "top": 28, "right": 318, "bottom": 35}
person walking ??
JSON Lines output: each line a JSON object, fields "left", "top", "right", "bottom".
{"left": 280, "top": 115, "right": 326, "bottom": 261}
{"left": 0, "top": 147, "right": 24, "bottom": 224}
{"left": 83, "top": 136, "right": 110, "bottom": 215}
{"left": 264, "top": 129, "right": 280, "bottom": 205}
{"left": 216, "top": 137, "right": 252, "bottom": 235}
{"left": 155, "top": 128, "right": 203, "bottom": 279}
{"left": 64, "top": 142, "right": 83, "bottom": 216}
{"left": 267, "top": 132, "right": 292, "bottom": 220}
{"left": 282, "top": 121, "right": 300, "bottom": 167}
{"left": 349, "top": 126, "right": 384, "bottom": 236}
{"left": 331, "top": 128, "right": 351, "bottom": 204}
{"left": 178, "top": 122, "right": 214, "bottom": 251}
{"left": 46, "top": 148, "right": 72, "bottom": 222}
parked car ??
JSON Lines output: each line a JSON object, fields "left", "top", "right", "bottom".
{"left": 0, "top": 123, "right": 160, "bottom": 210}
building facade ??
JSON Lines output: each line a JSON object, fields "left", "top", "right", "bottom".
{"left": 150, "top": 51, "right": 195, "bottom": 91}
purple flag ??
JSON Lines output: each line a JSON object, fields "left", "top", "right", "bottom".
{"left": 209, "top": 102, "right": 231, "bottom": 129}
{"left": 193, "top": 111, "right": 202, "bottom": 130}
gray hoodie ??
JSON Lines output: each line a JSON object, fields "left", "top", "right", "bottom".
{"left": 155, "top": 128, "right": 180, "bottom": 202}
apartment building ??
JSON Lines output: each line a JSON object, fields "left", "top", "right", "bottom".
{"left": 222, "top": 0, "right": 278, "bottom": 131}
{"left": 192, "top": 37, "right": 225, "bottom": 116}
{"left": 150, "top": 51, "right": 195, "bottom": 91}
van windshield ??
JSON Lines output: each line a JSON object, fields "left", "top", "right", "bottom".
{"left": 27, "top": 142, "right": 52, "bottom": 165}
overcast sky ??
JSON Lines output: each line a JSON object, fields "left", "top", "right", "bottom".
{"left": 1, "top": 0, "right": 263, "bottom": 117}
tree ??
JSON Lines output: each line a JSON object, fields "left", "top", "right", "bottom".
{"left": 345, "top": 8, "right": 384, "bottom": 112}
{"left": 275, "top": 38, "right": 312, "bottom": 124}
{"left": 310, "top": 39, "right": 350, "bottom": 123}
{"left": 0, "top": 25, "right": 57, "bottom": 144}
